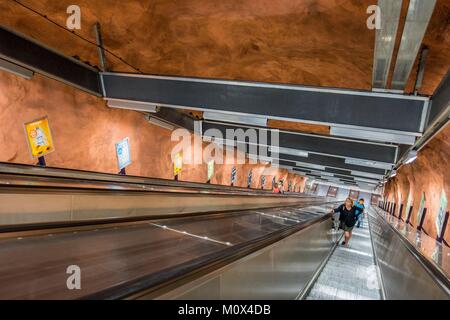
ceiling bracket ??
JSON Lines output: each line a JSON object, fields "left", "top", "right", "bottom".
{"left": 94, "top": 22, "right": 108, "bottom": 72}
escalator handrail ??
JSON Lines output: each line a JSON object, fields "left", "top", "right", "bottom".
{"left": 371, "top": 208, "right": 450, "bottom": 296}
{"left": 0, "top": 162, "right": 306, "bottom": 196}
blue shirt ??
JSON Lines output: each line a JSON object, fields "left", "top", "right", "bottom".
{"left": 354, "top": 201, "right": 365, "bottom": 218}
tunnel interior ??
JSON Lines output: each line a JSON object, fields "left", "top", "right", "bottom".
{"left": 0, "top": 0, "right": 448, "bottom": 302}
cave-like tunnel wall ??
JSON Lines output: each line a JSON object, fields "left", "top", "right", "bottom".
{"left": 0, "top": 72, "right": 306, "bottom": 191}
{"left": 384, "top": 125, "right": 450, "bottom": 243}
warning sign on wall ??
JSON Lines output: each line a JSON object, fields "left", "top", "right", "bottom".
{"left": 24, "top": 117, "right": 55, "bottom": 158}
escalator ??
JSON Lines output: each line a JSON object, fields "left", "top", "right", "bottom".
{"left": 0, "top": 162, "right": 339, "bottom": 299}
{"left": 0, "top": 203, "right": 337, "bottom": 299}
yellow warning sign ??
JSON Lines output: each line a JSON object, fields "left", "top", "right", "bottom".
{"left": 24, "top": 117, "right": 55, "bottom": 158}
{"left": 174, "top": 152, "right": 183, "bottom": 176}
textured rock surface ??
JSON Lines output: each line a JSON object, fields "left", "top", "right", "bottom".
{"left": 0, "top": 72, "right": 305, "bottom": 189}
{"left": 1, "top": 0, "right": 448, "bottom": 94}
{"left": 384, "top": 125, "right": 450, "bottom": 243}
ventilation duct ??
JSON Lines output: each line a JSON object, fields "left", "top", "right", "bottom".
{"left": 391, "top": 0, "right": 437, "bottom": 90}
{"left": 372, "top": 0, "right": 403, "bottom": 88}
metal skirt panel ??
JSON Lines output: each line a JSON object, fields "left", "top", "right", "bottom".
{"left": 369, "top": 211, "right": 449, "bottom": 300}
{"left": 156, "top": 219, "right": 339, "bottom": 299}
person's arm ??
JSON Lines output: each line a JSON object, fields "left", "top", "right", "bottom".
{"left": 330, "top": 204, "right": 343, "bottom": 214}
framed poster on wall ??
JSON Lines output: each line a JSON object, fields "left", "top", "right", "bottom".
{"left": 231, "top": 166, "right": 237, "bottom": 185}
{"left": 405, "top": 189, "right": 414, "bottom": 222}
{"left": 371, "top": 194, "right": 381, "bottom": 205}
{"left": 173, "top": 152, "right": 183, "bottom": 177}
{"left": 417, "top": 192, "right": 426, "bottom": 224}
{"left": 436, "top": 190, "right": 448, "bottom": 236}
{"left": 207, "top": 160, "right": 214, "bottom": 182}
{"left": 327, "top": 186, "right": 338, "bottom": 198}
{"left": 349, "top": 190, "right": 360, "bottom": 200}
{"left": 115, "top": 137, "right": 131, "bottom": 170}
{"left": 24, "top": 116, "right": 55, "bottom": 158}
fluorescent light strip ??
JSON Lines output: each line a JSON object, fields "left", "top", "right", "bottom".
{"left": 331, "top": 126, "right": 417, "bottom": 145}
{"left": 311, "top": 170, "right": 334, "bottom": 177}
{"left": 353, "top": 176, "right": 381, "bottom": 184}
{"left": 278, "top": 165, "right": 294, "bottom": 171}
{"left": 203, "top": 111, "right": 268, "bottom": 127}
{"left": 269, "top": 146, "right": 308, "bottom": 158}
{"left": 350, "top": 171, "right": 384, "bottom": 180}
{"left": 345, "top": 157, "right": 393, "bottom": 170}
{"left": 404, "top": 150, "right": 418, "bottom": 164}
{"left": 295, "top": 162, "right": 326, "bottom": 171}
{"left": 107, "top": 100, "right": 158, "bottom": 113}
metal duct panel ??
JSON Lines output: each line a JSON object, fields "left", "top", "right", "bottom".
{"left": 154, "top": 107, "right": 195, "bottom": 131}
{"left": 372, "top": 0, "right": 403, "bottom": 88}
{"left": 428, "top": 70, "right": 450, "bottom": 128}
{"left": 279, "top": 160, "right": 297, "bottom": 167}
{"left": 325, "top": 167, "right": 352, "bottom": 176}
{"left": 294, "top": 167, "right": 380, "bottom": 184}
{"left": 330, "top": 127, "right": 417, "bottom": 145}
{"left": 391, "top": 0, "right": 437, "bottom": 90}
{"left": 279, "top": 153, "right": 386, "bottom": 176}
{"left": 0, "top": 27, "right": 101, "bottom": 95}
{"left": 202, "top": 122, "right": 398, "bottom": 164}
{"left": 101, "top": 73, "right": 427, "bottom": 133}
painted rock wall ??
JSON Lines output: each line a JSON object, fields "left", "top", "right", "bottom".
{"left": 0, "top": 71, "right": 305, "bottom": 190}
{"left": 384, "top": 125, "right": 450, "bottom": 244}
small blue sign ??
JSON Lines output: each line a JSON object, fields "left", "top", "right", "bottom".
{"left": 115, "top": 137, "right": 131, "bottom": 170}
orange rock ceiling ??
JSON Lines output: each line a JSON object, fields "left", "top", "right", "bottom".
{"left": 1, "top": 0, "right": 448, "bottom": 95}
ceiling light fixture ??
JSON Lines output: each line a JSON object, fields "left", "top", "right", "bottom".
{"left": 107, "top": 99, "right": 159, "bottom": 113}
{"left": 330, "top": 127, "right": 416, "bottom": 145}
{"left": 389, "top": 169, "right": 397, "bottom": 178}
{"left": 311, "top": 170, "right": 334, "bottom": 177}
{"left": 295, "top": 162, "right": 326, "bottom": 171}
{"left": 203, "top": 111, "right": 268, "bottom": 127}
{"left": 345, "top": 157, "right": 393, "bottom": 170}
{"left": 269, "top": 146, "right": 308, "bottom": 158}
{"left": 404, "top": 150, "right": 418, "bottom": 164}
{"left": 350, "top": 171, "right": 384, "bottom": 180}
